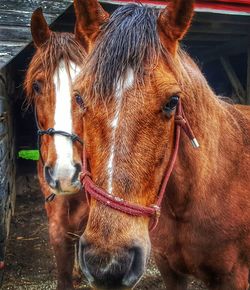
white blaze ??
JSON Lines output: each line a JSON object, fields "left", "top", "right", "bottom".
{"left": 107, "top": 69, "right": 134, "bottom": 192}
{"left": 53, "top": 60, "right": 80, "bottom": 180}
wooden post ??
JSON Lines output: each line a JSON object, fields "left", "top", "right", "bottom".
{"left": 247, "top": 43, "right": 250, "bottom": 105}
{"left": 220, "top": 57, "right": 246, "bottom": 104}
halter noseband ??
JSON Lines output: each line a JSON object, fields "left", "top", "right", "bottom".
{"left": 80, "top": 99, "right": 199, "bottom": 230}
{"left": 36, "top": 127, "right": 83, "bottom": 166}
{"left": 37, "top": 128, "right": 83, "bottom": 144}
{"left": 34, "top": 107, "right": 83, "bottom": 164}
{"left": 34, "top": 108, "right": 83, "bottom": 202}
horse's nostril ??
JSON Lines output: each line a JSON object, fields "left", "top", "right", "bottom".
{"left": 44, "top": 165, "right": 58, "bottom": 189}
{"left": 122, "top": 246, "right": 145, "bottom": 287}
{"left": 71, "top": 163, "right": 82, "bottom": 183}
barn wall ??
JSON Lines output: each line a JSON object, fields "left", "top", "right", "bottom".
{"left": 0, "top": 0, "right": 73, "bottom": 69}
{"left": 0, "top": 67, "right": 16, "bottom": 265}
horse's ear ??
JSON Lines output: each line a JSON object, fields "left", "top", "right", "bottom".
{"left": 31, "top": 8, "right": 51, "bottom": 48}
{"left": 74, "top": 0, "right": 109, "bottom": 52}
{"left": 158, "top": 0, "right": 194, "bottom": 54}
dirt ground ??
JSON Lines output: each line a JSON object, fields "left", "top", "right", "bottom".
{"left": 2, "top": 174, "right": 207, "bottom": 290}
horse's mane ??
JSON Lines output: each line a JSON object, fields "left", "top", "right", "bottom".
{"left": 24, "top": 32, "right": 86, "bottom": 106}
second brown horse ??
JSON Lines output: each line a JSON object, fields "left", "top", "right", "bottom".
{"left": 24, "top": 4, "right": 90, "bottom": 289}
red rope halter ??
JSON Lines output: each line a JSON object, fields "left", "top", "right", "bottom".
{"left": 80, "top": 99, "right": 199, "bottom": 230}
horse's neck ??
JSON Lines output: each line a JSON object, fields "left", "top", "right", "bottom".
{"left": 166, "top": 72, "right": 247, "bottom": 218}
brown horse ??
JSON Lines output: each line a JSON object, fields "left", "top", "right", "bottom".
{"left": 24, "top": 6, "right": 89, "bottom": 289}
{"left": 73, "top": 0, "right": 250, "bottom": 289}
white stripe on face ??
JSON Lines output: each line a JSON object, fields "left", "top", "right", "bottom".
{"left": 107, "top": 69, "right": 134, "bottom": 193}
{"left": 53, "top": 60, "right": 80, "bottom": 181}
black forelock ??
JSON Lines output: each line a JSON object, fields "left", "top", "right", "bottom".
{"left": 81, "top": 4, "right": 162, "bottom": 100}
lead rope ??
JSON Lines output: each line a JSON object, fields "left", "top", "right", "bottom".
{"left": 80, "top": 99, "right": 199, "bottom": 231}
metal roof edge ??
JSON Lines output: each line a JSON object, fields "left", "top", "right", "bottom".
{"left": 100, "top": 0, "right": 250, "bottom": 15}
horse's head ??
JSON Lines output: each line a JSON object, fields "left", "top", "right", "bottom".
{"left": 74, "top": 0, "right": 194, "bottom": 288}
{"left": 24, "top": 8, "right": 86, "bottom": 194}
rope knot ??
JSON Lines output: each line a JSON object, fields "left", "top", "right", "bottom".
{"left": 45, "top": 193, "right": 56, "bottom": 203}
{"left": 149, "top": 205, "right": 161, "bottom": 231}
{"left": 175, "top": 115, "right": 186, "bottom": 127}
{"left": 151, "top": 204, "right": 161, "bottom": 218}
{"left": 47, "top": 128, "right": 55, "bottom": 135}
{"left": 71, "top": 134, "right": 78, "bottom": 142}
{"left": 71, "top": 134, "right": 83, "bottom": 144}
{"left": 80, "top": 171, "right": 92, "bottom": 184}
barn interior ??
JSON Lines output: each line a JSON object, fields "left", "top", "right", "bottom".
{"left": 0, "top": 0, "right": 249, "bottom": 287}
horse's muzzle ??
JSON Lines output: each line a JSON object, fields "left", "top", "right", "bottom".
{"left": 44, "top": 163, "right": 81, "bottom": 194}
{"left": 79, "top": 236, "right": 145, "bottom": 289}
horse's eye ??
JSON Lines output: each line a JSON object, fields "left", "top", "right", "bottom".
{"left": 163, "top": 95, "right": 179, "bottom": 114}
{"left": 75, "top": 94, "right": 84, "bottom": 108}
{"left": 32, "top": 81, "right": 42, "bottom": 94}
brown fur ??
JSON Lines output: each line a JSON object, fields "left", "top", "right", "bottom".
{"left": 24, "top": 8, "right": 87, "bottom": 290}
{"left": 74, "top": 1, "right": 250, "bottom": 289}
{"left": 73, "top": 0, "right": 109, "bottom": 52}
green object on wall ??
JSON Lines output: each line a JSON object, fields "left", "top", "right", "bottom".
{"left": 18, "top": 150, "right": 39, "bottom": 161}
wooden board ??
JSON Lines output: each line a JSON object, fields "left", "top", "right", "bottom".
{"left": 0, "top": 0, "right": 72, "bottom": 69}
{"left": 0, "top": 68, "right": 16, "bottom": 272}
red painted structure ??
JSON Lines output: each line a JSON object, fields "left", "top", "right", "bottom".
{"left": 195, "top": 0, "right": 250, "bottom": 13}
{"left": 106, "top": 0, "right": 250, "bottom": 13}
